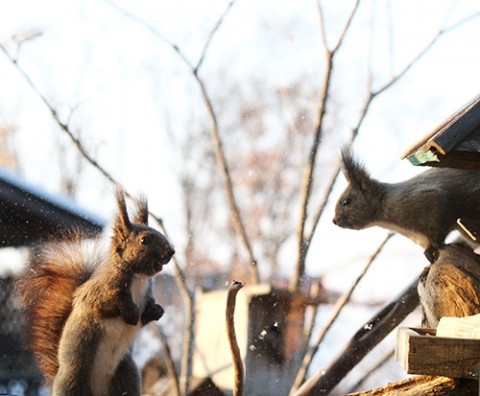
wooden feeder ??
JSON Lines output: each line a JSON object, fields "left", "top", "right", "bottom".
{"left": 394, "top": 93, "right": 480, "bottom": 393}
{"left": 397, "top": 327, "right": 480, "bottom": 379}
{"left": 192, "top": 283, "right": 321, "bottom": 396}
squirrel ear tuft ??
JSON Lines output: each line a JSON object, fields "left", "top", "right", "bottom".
{"left": 340, "top": 148, "right": 372, "bottom": 190}
{"left": 133, "top": 195, "right": 149, "bottom": 225}
{"left": 114, "top": 188, "right": 132, "bottom": 237}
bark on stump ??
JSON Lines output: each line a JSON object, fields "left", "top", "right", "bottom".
{"left": 418, "top": 243, "right": 480, "bottom": 328}
{"left": 347, "top": 244, "right": 480, "bottom": 396}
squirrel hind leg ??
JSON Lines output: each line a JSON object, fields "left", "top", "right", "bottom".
{"left": 109, "top": 354, "right": 141, "bottom": 396}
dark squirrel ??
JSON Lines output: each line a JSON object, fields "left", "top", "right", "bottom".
{"left": 17, "top": 189, "right": 175, "bottom": 396}
{"left": 333, "top": 150, "right": 480, "bottom": 262}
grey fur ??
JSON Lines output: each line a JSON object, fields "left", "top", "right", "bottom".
{"left": 333, "top": 150, "right": 480, "bottom": 261}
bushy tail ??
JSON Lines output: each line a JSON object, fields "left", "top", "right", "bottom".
{"left": 16, "top": 234, "right": 103, "bottom": 384}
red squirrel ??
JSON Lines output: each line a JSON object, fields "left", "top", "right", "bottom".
{"left": 17, "top": 189, "right": 175, "bottom": 396}
{"left": 333, "top": 150, "right": 480, "bottom": 262}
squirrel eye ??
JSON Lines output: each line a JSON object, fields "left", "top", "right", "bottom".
{"left": 342, "top": 197, "right": 352, "bottom": 206}
{"left": 141, "top": 236, "right": 152, "bottom": 245}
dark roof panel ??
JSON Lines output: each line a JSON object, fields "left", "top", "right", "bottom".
{"left": 0, "top": 168, "right": 106, "bottom": 247}
{"left": 402, "top": 94, "right": 480, "bottom": 169}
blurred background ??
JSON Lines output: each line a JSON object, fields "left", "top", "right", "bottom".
{"left": 0, "top": 1, "right": 479, "bottom": 394}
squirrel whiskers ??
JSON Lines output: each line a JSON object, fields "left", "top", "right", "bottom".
{"left": 17, "top": 189, "right": 175, "bottom": 396}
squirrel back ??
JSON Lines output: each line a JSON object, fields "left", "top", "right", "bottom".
{"left": 17, "top": 234, "right": 103, "bottom": 383}
{"left": 333, "top": 149, "right": 480, "bottom": 261}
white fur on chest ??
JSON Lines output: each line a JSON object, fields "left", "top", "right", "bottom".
{"left": 90, "top": 275, "right": 150, "bottom": 396}
{"left": 374, "top": 221, "right": 430, "bottom": 248}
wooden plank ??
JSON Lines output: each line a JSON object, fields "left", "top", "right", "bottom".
{"left": 396, "top": 327, "right": 480, "bottom": 379}
{"left": 401, "top": 128, "right": 443, "bottom": 160}
{"left": 457, "top": 218, "right": 480, "bottom": 241}
{"left": 437, "top": 313, "right": 480, "bottom": 340}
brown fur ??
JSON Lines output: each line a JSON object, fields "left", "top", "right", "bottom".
{"left": 17, "top": 189, "right": 175, "bottom": 394}
{"left": 17, "top": 234, "right": 101, "bottom": 383}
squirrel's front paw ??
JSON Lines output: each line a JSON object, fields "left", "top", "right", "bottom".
{"left": 141, "top": 303, "right": 164, "bottom": 325}
{"left": 122, "top": 304, "right": 140, "bottom": 326}
{"left": 424, "top": 246, "right": 439, "bottom": 264}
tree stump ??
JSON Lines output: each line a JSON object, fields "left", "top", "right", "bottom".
{"left": 418, "top": 243, "right": 480, "bottom": 328}
{"left": 347, "top": 244, "right": 480, "bottom": 396}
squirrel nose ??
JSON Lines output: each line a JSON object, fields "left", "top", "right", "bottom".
{"left": 167, "top": 247, "right": 175, "bottom": 259}
{"left": 332, "top": 217, "right": 338, "bottom": 225}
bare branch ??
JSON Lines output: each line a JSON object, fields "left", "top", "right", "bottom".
{"left": 226, "top": 280, "right": 245, "bottom": 396}
{"left": 105, "top": 0, "right": 195, "bottom": 70}
{"left": 331, "top": 0, "right": 360, "bottom": 55}
{"left": 315, "top": 0, "right": 328, "bottom": 51}
{"left": 0, "top": 43, "right": 193, "bottom": 297}
{"left": 0, "top": 43, "right": 118, "bottom": 186}
{"left": 195, "top": 0, "right": 237, "bottom": 72}
{"left": 196, "top": 77, "right": 260, "bottom": 284}
{"left": 150, "top": 217, "right": 196, "bottom": 396}
{"left": 157, "top": 327, "right": 181, "bottom": 396}
{"left": 293, "top": 277, "right": 419, "bottom": 396}
{"left": 346, "top": 348, "right": 395, "bottom": 393}
{"left": 292, "top": 6, "right": 480, "bottom": 289}
{"left": 290, "top": 0, "right": 361, "bottom": 292}
{"left": 303, "top": 160, "right": 341, "bottom": 246}
{"left": 107, "top": 1, "right": 260, "bottom": 284}
{"left": 290, "top": 233, "right": 393, "bottom": 394}
{"left": 179, "top": 291, "right": 195, "bottom": 395}
{"left": 0, "top": 41, "right": 198, "bottom": 394}
{"left": 373, "top": 12, "right": 480, "bottom": 99}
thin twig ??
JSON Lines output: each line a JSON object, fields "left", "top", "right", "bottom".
{"left": 226, "top": 280, "right": 245, "bottom": 396}
{"left": 291, "top": 282, "right": 322, "bottom": 392}
{"left": 195, "top": 0, "right": 236, "bottom": 72}
{"left": 373, "top": 12, "right": 480, "bottom": 99}
{"left": 291, "top": 0, "right": 361, "bottom": 292}
{"left": 329, "top": 0, "right": 360, "bottom": 56}
{"left": 179, "top": 292, "right": 195, "bottom": 395}
{"left": 0, "top": 44, "right": 118, "bottom": 186}
{"left": 289, "top": 233, "right": 393, "bottom": 395}
{"left": 0, "top": 39, "right": 197, "bottom": 396}
{"left": 157, "top": 328, "right": 181, "bottom": 396}
{"left": 107, "top": 0, "right": 259, "bottom": 285}
{"left": 105, "top": 0, "right": 195, "bottom": 70}
{"left": 291, "top": 7, "right": 480, "bottom": 291}
{"left": 150, "top": 217, "right": 195, "bottom": 395}
{"left": 346, "top": 348, "right": 395, "bottom": 393}
{"left": 293, "top": 277, "right": 419, "bottom": 396}
{"left": 195, "top": 74, "right": 259, "bottom": 284}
